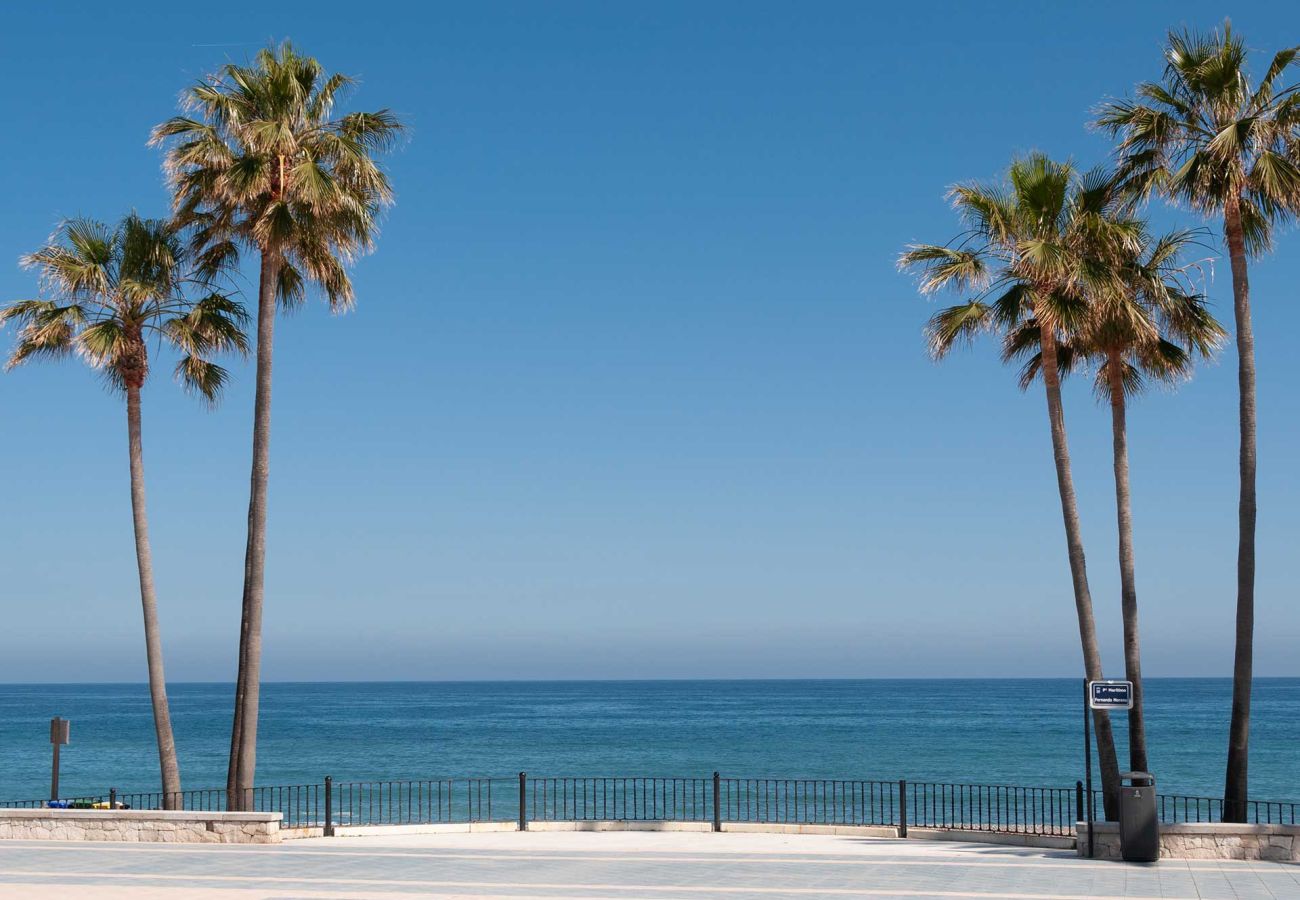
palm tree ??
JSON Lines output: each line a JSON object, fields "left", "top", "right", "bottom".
{"left": 151, "top": 42, "right": 402, "bottom": 809}
{"left": 1, "top": 215, "right": 247, "bottom": 808}
{"left": 1007, "top": 226, "right": 1225, "bottom": 774}
{"left": 1097, "top": 24, "right": 1300, "bottom": 820}
{"left": 900, "top": 155, "right": 1136, "bottom": 816}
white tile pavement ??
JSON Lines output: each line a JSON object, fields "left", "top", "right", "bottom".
{"left": 0, "top": 829, "right": 1297, "bottom": 898}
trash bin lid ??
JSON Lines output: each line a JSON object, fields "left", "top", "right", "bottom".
{"left": 1119, "top": 771, "right": 1155, "bottom": 786}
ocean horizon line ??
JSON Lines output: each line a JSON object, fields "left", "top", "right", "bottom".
{"left": 4, "top": 674, "right": 1297, "bottom": 687}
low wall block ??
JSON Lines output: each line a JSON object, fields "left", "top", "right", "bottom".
{"left": 0, "top": 809, "right": 282, "bottom": 844}
{"left": 1077, "top": 821, "right": 1299, "bottom": 862}
{"left": 281, "top": 819, "right": 1064, "bottom": 849}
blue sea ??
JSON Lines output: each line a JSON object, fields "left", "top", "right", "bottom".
{"left": 1, "top": 679, "right": 1295, "bottom": 803}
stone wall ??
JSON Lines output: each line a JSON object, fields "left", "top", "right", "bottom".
{"left": 1078, "top": 821, "right": 1299, "bottom": 862}
{"left": 0, "top": 809, "right": 282, "bottom": 844}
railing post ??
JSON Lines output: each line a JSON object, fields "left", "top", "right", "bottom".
{"left": 323, "top": 776, "right": 334, "bottom": 837}
{"left": 109, "top": 788, "right": 116, "bottom": 810}
{"left": 518, "top": 772, "right": 528, "bottom": 831}
{"left": 712, "top": 772, "right": 721, "bottom": 832}
{"left": 1075, "top": 780, "right": 1083, "bottom": 825}
{"left": 898, "top": 779, "right": 907, "bottom": 838}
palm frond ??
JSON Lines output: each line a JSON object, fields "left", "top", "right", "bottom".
{"left": 1251, "top": 47, "right": 1300, "bottom": 109}
{"left": 1093, "top": 356, "right": 1145, "bottom": 401}
{"left": 174, "top": 355, "right": 230, "bottom": 406}
{"left": 947, "top": 183, "right": 1017, "bottom": 245}
{"left": 164, "top": 293, "right": 250, "bottom": 357}
{"left": 1237, "top": 196, "right": 1274, "bottom": 256}
{"left": 275, "top": 260, "right": 306, "bottom": 310}
{"left": 989, "top": 282, "right": 1031, "bottom": 328}
{"left": 335, "top": 109, "right": 404, "bottom": 152}
{"left": 1137, "top": 338, "right": 1192, "bottom": 384}
{"left": 76, "top": 319, "right": 128, "bottom": 367}
{"left": 897, "top": 245, "right": 988, "bottom": 294}
{"left": 924, "top": 301, "right": 992, "bottom": 359}
{"left": 1008, "top": 153, "right": 1071, "bottom": 230}
{"left": 1249, "top": 149, "right": 1300, "bottom": 208}
{"left": 1015, "top": 344, "right": 1078, "bottom": 391}
{"left": 1101, "top": 25, "right": 1300, "bottom": 239}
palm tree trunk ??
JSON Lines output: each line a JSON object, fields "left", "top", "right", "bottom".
{"left": 1222, "top": 199, "right": 1256, "bottom": 823}
{"left": 1106, "top": 352, "right": 1148, "bottom": 773}
{"left": 228, "top": 249, "right": 280, "bottom": 811}
{"left": 126, "top": 384, "right": 183, "bottom": 809}
{"left": 1039, "top": 327, "right": 1121, "bottom": 819}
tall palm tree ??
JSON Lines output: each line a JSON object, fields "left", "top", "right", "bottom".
{"left": 1007, "top": 226, "right": 1226, "bottom": 774}
{"left": 900, "top": 155, "right": 1136, "bottom": 816}
{"left": 1, "top": 215, "right": 247, "bottom": 808}
{"left": 151, "top": 42, "right": 402, "bottom": 809}
{"left": 1097, "top": 24, "right": 1300, "bottom": 820}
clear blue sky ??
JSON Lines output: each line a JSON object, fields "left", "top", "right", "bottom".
{"left": 1, "top": 1, "right": 1296, "bottom": 681}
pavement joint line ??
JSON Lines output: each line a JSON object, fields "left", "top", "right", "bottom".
{"left": 0, "top": 845, "right": 1135, "bottom": 869}
{"left": 0, "top": 890, "right": 903, "bottom": 900}
{"left": 0, "top": 844, "right": 1285, "bottom": 874}
{"left": 0, "top": 891, "right": 1203, "bottom": 900}
{"left": 0, "top": 870, "right": 1200, "bottom": 900}
{"left": 0, "top": 842, "right": 1279, "bottom": 868}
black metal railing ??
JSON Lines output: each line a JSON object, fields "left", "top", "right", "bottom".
{"left": 719, "top": 778, "right": 897, "bottom": 827}
{"left": 248, "top": 783, "right": 323, "bottom": 829}
{"left": 1107, "top": 790, "right": 1300, "bottom": 827}
{"left": 1087, "top": 790, "right": 1299, "bottom": 827}
{"left": 115, "top": 788, "right": 223, "bottom": 814}
{"left": 1, "top": 795, "right": 104, "bottom": 810}
{"left": 334, "top": 778, "right": 501, "bottom": 827}
{"left": 110, "top": 784, "right": 324, "bottom": 828}
{"left": 909, "top": 782, "right": 1076, "bottom": 836}
{"left": 529, "top": 776, "right": 712, "bottom": 822}
{"left": 1161, "top": 793, "right": 1300, "bottom": 826}
{"left": 11, "top": 776, "right": 1295, "bottom": 838}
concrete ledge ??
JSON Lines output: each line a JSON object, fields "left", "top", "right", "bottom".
{"left": 0, "top": 809, "right": 278, "bottom": 823}
{"left": 281, "top": 826, "right": 325, "bottom": 839}
{"left": 722, "top": 822, "right": 899, "bottom": 839}
{"left": 0, "top": 810, "right": 1086, "bottom": 853}
{"left": 0, "top": 809, "right": 281, "bottom": 844}
{"left": 1078, "top": 820, "right": 1300, "bottom": 862}
{"left": 531, "top": 820, "right": 713, "bottom": 833}
{"left": 304, "top": 819, "right": 1063, "bottom": 849}
{"left": 329, "top": 821, "right": 518, "bottom": 838}
{"left": 908, "top": 827, "right": 1075, "bottom": 850}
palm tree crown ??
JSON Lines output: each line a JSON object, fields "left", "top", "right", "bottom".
{"left": 1006, "top": 227, "right": 1225, "bottom": 395}
{"left": 151, "top": 40, "right": 403, "bottom": 306}
{"left": 1097, "top": 24, "right": 1300, "bottom": 249}
{"left": 900, "top": 154, "right": 1141, "bottom": 356}
{"left": 2, "top": 215, "right": 247, "bottom": 393}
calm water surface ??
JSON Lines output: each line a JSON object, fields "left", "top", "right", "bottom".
{"left": 0, "top": 679, "right": 1295, "bottom": 801}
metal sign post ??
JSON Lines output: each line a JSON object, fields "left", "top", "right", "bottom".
{"left": 49, "top": 717, "right": 70, "bottom": 801}
{"left": 1083, "top": 680, "right": 1133, "bottom": 858}
{"left": 1082, "top": 680, "right": 1092, "bottom": 858}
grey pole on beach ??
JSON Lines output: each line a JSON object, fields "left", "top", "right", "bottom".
{"left": 49, "top": 742, "right": 59, "bottom": 802}
{"left": 1084, "top": 679, "right": 1093, "bottom": 859}
{"left": 49, "top": 717, "right": 69, "bottom": 802}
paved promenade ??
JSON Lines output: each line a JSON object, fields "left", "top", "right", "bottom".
{"left": 0, "top": 830, "right": 1296, "bottom": 899}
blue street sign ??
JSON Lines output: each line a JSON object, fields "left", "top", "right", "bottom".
{"left": 1089, "top": 680, "right": 1134, "bottom": 710}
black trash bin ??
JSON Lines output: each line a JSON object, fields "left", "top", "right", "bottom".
{"left": 1117, "top": 772, "right": 1159, "bottom": 862}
